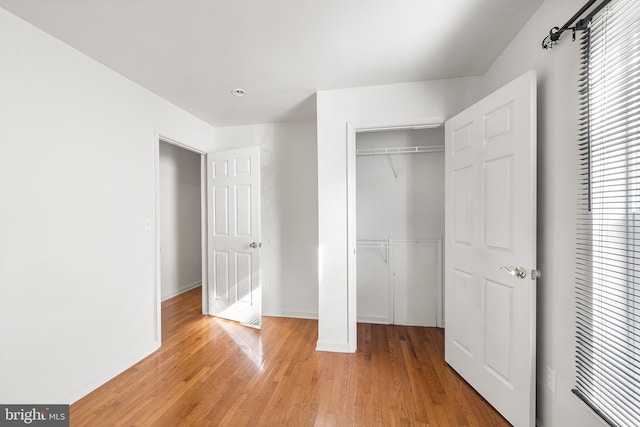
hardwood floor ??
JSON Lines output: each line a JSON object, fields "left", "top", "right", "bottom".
{"left": 71, "top": 287, "right": 510, "bottom": 426}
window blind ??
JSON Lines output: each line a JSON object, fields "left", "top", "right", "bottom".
{"left": 575, "top": 0, "right": 640, "bottom": 426}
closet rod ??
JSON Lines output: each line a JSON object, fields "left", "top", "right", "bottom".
{"left": 356, "top": 146, "right": 444, "bottom": 156}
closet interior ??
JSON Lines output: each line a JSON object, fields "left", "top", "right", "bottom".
{"left": 356, "top": 127, "right": 444, "bottom": 327}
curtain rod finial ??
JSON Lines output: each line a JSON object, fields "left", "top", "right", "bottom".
{"left": 542, "top": 27, "right": 560, "bottom": 49}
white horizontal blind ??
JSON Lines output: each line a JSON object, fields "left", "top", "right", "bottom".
{"left": 575, "top": 0, "right": 640, "bottom": 426}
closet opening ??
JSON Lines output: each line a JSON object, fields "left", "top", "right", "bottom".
{"left": 156, "top": 137, "right": 207, "bottom": 345}
{"left": 354, "top": 126, "right": 445, "bottom": 330}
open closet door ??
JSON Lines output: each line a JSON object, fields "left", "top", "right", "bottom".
{"left": 207, "top": 146, "right": 261, "bottom": 328}
{"left": 444, "top": 70, "right": 537, "bottom": 426}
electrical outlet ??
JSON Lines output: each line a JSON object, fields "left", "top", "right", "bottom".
{"left": 546, "top": 367, "right": 557, "bottom": 395}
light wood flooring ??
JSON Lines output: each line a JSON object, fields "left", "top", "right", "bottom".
{"left": 71, "top": 287, "right": 509, "bottom": 426}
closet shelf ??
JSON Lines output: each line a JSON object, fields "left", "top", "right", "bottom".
{"left": 357, "top": 145, "right": 444, "bottom": 181}
{"left": 356, "top": 240, "right": 389, "bottom": 248}
{"left": 356, "top": 146, "right": 444, "bottom": 156}
{"left": 356, "top": 240, "right": 389, "bottom": 264}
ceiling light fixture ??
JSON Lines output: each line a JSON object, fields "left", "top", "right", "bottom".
{"left": 231, "top": 88, "right": 246, "bottom": 97}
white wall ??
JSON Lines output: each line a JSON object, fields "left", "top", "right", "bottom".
{"left": 356, "top": 128, "right": 444, "bottom": 323}
{"left": 356, "top": 128, "right": 444, "bottom": 239}
{"left": 213, "top": 120, "right": 319, "bottom": 319}
{"left": 0, "top": 8, "right": 215, "bottom": 404}
{"left": 482, "top": 0, "right": 603, "bottom": 426}
{"left": 316, "top": 78, "right": 482, "bottom": 352}
{"left": 159, "top": 142, "right": 202, "bottom": 301}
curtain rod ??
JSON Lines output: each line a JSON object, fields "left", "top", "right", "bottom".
{"left": 542, "top": 0, "right": 611, "bottom": 49}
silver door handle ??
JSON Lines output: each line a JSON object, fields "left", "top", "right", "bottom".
{"left": 249, "top": 242, "right": 262, "bottom": 249}
{"left": 501, "top": 266, "right": 527, "bottom": 279}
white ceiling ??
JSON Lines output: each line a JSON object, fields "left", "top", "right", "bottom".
{"left": 0, "top": 0, "right": 543, "bottom": 127}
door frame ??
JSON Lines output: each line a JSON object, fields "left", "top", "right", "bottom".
{"left": 154, "top": 134, "right": 209, "bottom": 346}
{"left": 346, "top": 116, "right": 444, "bottom": 351}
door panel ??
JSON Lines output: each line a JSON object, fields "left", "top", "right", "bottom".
{"left": 451, "top": 268, "right": 475, "bottom": 354}
{"left": 391, "top": 239, "right": 441, "bottom": 327}
{"left": 445, "top": 71, "right": 537, "bottom": 426}
{"left": 236, "top": 185, "right": 252, "bottom": 236}
{"left": 214, "top": 187, "right": 230, "bottom": 236}
{"left": 214, "top": 251, "right": 230, "bottom": 301}
{"left": 236, "top": 252, "right": 252, "bottom": 301}
{"left": 484, "top": 156, "right": 513, "bottom": 251}
{"left": 483, "top": 278, "right": 513, "bottom": 384}
{"left": 356, "top": 245, "right": 391, "bottom": 324}
{"left": 452, "top": 167, "right": 473, "bottom": 245}
{"left": 452, "top": 123, "right": 473, "bottom": 153}
{"left": 484, "top": 102, "right": 513, "bottom": 141}
{"left": 207, "top": 146, "right": 261, "bottom": 328}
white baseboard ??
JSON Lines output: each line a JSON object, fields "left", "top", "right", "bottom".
{"left": 315, "top": 340, "right": 353, "bottom": 353}
{"left": 262, "top": 309, "right": 318, "bottom": 320}
{"left": 161, "top": 281, "right": 201, "bottom": 301}
{"left": 357, "top": 314, "right": 390, "bottom": 324}
{"left": 57, "top": 341, "right": 159, "bottom": 404}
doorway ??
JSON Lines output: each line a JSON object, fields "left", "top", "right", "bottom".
{"left": 156, "top": 137, "right": 207, "bottom": 344}
{"left": 159, "top": 141, "right": 203, "bottom": 299}
{"left": 354, "top": 127, "right": 445, "bottom": 328}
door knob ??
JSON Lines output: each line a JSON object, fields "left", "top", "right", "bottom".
{"left": 500, "top": 266, "right": 527, "bottom": 279}
{"left": 249, "top": 242, "right": 262, "bottom": 249}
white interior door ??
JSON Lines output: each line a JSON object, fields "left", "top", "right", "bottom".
{"left": 207, "top": 146, "right": 261, "bottom": 328}
{"left": 444, "top": 70, "right": 537, "bottom": 426}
